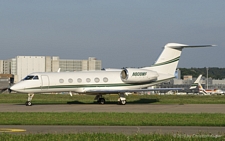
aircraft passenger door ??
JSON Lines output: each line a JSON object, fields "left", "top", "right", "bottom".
{"left": 41, "top": 75, "right": 49, "bottom": 90}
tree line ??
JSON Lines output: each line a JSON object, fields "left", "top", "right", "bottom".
{"left": 178, "top": 67, "right": 225, "bottom": 79}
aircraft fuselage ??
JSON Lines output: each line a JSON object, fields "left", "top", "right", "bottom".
{"left": 11, "top": 70, "right": 166, "bottom": 94}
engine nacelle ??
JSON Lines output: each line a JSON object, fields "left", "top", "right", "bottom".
{"left": 120, "top": 68, "right": 158, "bottom": 83}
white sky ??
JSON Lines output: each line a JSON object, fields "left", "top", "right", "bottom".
{"left": 1, "top": 1, "right": 224, "bottom": 68}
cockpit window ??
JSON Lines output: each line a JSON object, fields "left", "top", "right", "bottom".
{"left": 23, "top": 75, "right": 34, "bottom": 80}
{"left": 23, "top": 75, "right": 39, "bottom": 80}
{"left": 33, "top": 76, "right": 39, "bottom": 80}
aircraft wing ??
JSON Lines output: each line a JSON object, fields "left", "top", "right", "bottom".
{"left": 85, "top": 88, "right": 184, "bottom": 94}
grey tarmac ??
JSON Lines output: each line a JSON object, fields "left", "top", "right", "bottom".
{"left": 0, "top": 125, "right": 225, "bottom": 135}
{"left": 0, "top": 104, "right": 225, "bottom": 113}
{"left": 1, "top": 104, "right": 225, "bottom": 135}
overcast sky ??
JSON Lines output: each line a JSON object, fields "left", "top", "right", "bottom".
{"left": 1, "top": 1, "right": 224, "bottom": 69}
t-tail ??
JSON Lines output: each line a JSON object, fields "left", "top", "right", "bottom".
{"left": 143, "top": 43, "right": 214, "bottom": 76}
{"left": 190, "top": 74, "right": 208, "bottom": 95}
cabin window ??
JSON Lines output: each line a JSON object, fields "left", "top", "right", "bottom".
{"left": 103, "top": 77, "right": 108, "bottom": 82}
{"left": 94, "top": 78, "right": 100, "bottom": 83}
{"left": 86, "top": 78, "right": 91, "bottom": 83}
{"left": 59, "top": 79, "right": 64, "bottom": 83}
{"left": 33, "top": 76, "right": 39, "bottom": 80}
{"left": 77, "top": 78, "right": 82, "bottom": 83}
{"left": 68, "top": 78, "right": 73, "bottom": 83}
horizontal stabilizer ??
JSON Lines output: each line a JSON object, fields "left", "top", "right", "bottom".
{"left": 166, "top": 43, "right": 215, "bottom": 50}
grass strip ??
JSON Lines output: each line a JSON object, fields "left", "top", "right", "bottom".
{"left": 1, "top": 94, "right": 225, "bottom": 104}
{"left": 0, "top": 112, "right": 225, "bottom": 126}
{"left": 0, "top": 133, "right": 224, "bottom": 141}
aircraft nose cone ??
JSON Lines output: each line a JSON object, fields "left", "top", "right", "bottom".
{"left": 10, "top": 84, "right": 23, "bottom": 92}
{"left": 10, "top": 85, "right": 17, "bottom": 91}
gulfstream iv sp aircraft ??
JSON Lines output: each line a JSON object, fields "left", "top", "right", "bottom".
{"left": 10, "top": 43, "right": 213, "bottom": 106}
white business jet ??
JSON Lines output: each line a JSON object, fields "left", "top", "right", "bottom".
{"left": 10, "top": 43, "right": 213, "bottom": 106}
{"left": 190, "top": 74, "right": 224, "bottom": 95}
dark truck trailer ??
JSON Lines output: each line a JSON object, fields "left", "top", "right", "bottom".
{"left": 0, "top": 74, "right": 14, "bottom": 93}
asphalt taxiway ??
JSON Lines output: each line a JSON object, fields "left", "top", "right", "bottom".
{"left": 1, "top": 103, "right": 225, "bottom": 113}
{"left": 1, "top": 125, "right": 225, "bottom": 135}
{"left": 1, "top": 104, "right": 225, "bottom": 135}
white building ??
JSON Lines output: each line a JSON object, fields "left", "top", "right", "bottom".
{"left": 2, "top": 56, "right": 102, "bottom": 83}
{"left": 88, "top": 57, "right": 102, "bottom": 70}
{"left": 3, "top": 60, "right": 11, "bottom": 74}
{"left": 0, "top": 60, "right": 3, "bottom": 74}
{"left": 59, "top": 57, "right": 101, "bottom": 72}
{"left": 16, "top": 56, "right": 46, "bottom": 82}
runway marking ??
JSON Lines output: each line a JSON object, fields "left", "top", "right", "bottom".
{"left": 0, "top": 128, "right": 26, "bottom": 132}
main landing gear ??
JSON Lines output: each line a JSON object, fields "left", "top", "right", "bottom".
{"left": 95, "top": 95, "right": 105, "bottom": 104}
{"left": 94, "top": 94, "right": 127, "bottom": 105}
{"left": 118, "top": 93, "right": 126, "bottom": 105}
{"left": 26, "top": 94, "right": 34, "bottom": 106}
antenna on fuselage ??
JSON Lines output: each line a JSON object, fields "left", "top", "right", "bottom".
{"left": 57, "top": 68, "right": 61, "bottom": 72}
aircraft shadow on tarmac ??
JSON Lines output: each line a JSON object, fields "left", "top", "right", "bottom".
{"left": 67, "top": 98, "right": 159, "bottom": 104}
{"left": 14, "top": 98, "right": 159, "bottom": 105}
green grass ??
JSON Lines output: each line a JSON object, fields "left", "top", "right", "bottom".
{"left": 0, "top": 133, "right": 224, "bottom": 141}
{"left": 1, "top": 94, "right": 225, "bottom": 104}
{"left": 0, "top": 112, "right": 225, "bottom": 126}
{"left": 1, "top": 94, "right": 225, "bottom": 139}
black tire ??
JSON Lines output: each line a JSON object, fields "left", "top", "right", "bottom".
{"left": 120, "top": 100, "right": 126, "bottom": 105}
{"left": 99, "top": 98, "right": 105, "bottom": 104}
{"left": 26, "top": 101, "right": 32, "bottom": 106}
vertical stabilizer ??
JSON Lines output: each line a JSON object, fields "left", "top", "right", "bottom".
{"left": 190, "top": 74, "right": 208, "bottom": 95}
{"left": 190, "top": 74, "right": 203, "bottom": 89}
{"left": 143, "top": 43, "right": 214, "bottom": 75}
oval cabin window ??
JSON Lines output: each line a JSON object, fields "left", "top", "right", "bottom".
{"left": 77, "top": 78, "right": 82, "bottom": 83}
{"left": 86, "top": 78, "right": 91, "bottom": 83}
{"left": 94, "top": 78, "right": 100, "bottom": 83}
{"left": 103, "top": 77, "right": 108, "bottom": 82}
{"left": 59, "top": 79, "right": 64, "bottom": 83}
{"left": 68, "top": 78, "right": 73, "bottom": 83}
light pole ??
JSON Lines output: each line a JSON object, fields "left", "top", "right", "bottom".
{"left": 206, "top": 67, "right": 209, "bottom": 89}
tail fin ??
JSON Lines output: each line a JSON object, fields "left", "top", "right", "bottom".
{"left": 190, "top": 74, "right": 208, "bottom": 95}
{"left": 143, "top": 43, "right": 214, "bottom": 75}
{"left": 190, "top": 74, "right": 203, "bottom": 89}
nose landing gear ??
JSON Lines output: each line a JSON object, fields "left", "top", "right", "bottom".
{"left": 26, "top": 94, "right": 34, "bottom": 106}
